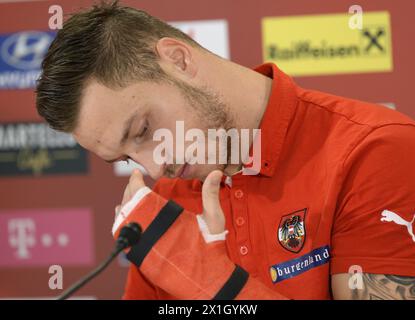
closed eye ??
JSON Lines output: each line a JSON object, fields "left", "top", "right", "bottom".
{"left": 137, "top": 125, "right": 148, "bottom": 137}
{"left": 134, "top": 121, "right": 149, "bottom": 143}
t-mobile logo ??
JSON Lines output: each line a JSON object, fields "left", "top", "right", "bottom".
{"left": 0, "top": 209, "right": 93, "bottom": 267}
{"left": 8, "top": 218, "right": 36, "bottom": 259}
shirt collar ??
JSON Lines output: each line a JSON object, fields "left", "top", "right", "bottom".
{"left": 198, "top": 62, "right": 299, "bottom": 190}
{"left": 251, "top": 63, "right": 298, "bottom": 177}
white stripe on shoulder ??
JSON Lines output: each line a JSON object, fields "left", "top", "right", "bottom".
{"left": 112, "top": 186, "right": 152, "bottom": 236}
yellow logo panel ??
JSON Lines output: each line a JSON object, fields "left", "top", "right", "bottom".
{"left": 262, "top": 11, "right": 393, "bottom": 76}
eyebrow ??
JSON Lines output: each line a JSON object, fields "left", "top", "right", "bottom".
{"left": 104, "top": 111, "right": 138, "bottom": 163}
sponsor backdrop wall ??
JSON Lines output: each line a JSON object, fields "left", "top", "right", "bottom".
{"left": 0, "top": 0, "right": 413, "bottom": 299}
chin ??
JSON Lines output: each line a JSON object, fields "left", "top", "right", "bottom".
{"left": 198, "top": 167, "right": 225, "bottom": 182}
{"left": 189, "top": 172, "right": 206, "bottom": 181}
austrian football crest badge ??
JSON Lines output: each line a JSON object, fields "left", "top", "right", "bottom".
{"left": 278, "top": 208, "right": 307, "bottom": 253}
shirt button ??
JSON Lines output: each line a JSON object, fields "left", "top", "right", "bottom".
{"left": 234, "top": 189, "right": 244, "bottom": 199}
{"left": 236, "top": 217, "right": 245, "bottom": 226}
{"left": 239, "top": 245, "right": 248, "bottom": 255}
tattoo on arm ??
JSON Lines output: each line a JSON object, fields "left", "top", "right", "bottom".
{"left": 352, "top": 274, "right": 415, "bottom": 300}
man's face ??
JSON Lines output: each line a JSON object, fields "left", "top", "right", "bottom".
{"left": 73, "top": 77, "right": 233, "bottom": 181}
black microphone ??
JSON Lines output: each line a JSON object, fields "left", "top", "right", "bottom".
{"left": 57, "top": 222, "right": 142, "bottom": 300}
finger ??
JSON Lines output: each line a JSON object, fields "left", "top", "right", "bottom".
{"left": 120, "top": 169, "right": 147, "bottom": 206}
{"left": 202, "top": 170, "right": 225, "bottom": 234}
{"left": 128, "top": 168, "right": 146, "bottom": 192}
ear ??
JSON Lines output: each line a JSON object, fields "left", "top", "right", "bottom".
{"left": 155, "top": 37, "right": 197, "bottom": 79}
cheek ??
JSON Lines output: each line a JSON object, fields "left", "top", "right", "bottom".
{"left": 137, "top": 140, "right": 160, "bottom": 160}
{"left": 149, "top": 105, "right": 212, "bottom": 164}
{"left": 157, "top": 98, "right": 201, "bottom": 126}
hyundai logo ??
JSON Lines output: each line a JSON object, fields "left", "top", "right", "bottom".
{"left": 1, "top": 31, "right": 53, "bottom": 70}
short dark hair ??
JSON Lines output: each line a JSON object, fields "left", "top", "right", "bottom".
{"left": 36, "top": 0, "right": 202, "bottom": 132}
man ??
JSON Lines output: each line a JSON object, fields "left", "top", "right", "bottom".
{"left": 36, "top": 1, "right": 415, "bottom": 299}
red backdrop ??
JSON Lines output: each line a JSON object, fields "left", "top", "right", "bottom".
{"left": 0, "top": 0, "right": 413, "bottom": 299}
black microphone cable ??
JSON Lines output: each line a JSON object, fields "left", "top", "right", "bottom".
{"left": 57, "top": 222, "right": 142, "bottom": 300}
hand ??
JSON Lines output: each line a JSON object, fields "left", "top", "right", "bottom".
{"left": 112, "top": 168, "right": 283, "bottom": 299}
{"left": 115, "top": 169, "right": 226, "bottom": 235}
{"left": 201, "top": 170, "right": 225, "bottom": 234}
{"left": 114, "top": 169, "right": 146, "bottom": 218}
{"left": 112, "top": 169, "right": 243, "bottom": 299}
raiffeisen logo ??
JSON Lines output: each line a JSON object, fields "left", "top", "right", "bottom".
{"left": 0, "top": 31, "right": 55, "bottom": 89}
{"left": 262, "top": 11, "right": 392, "bottom": 76}
{"left": 267, "top": 27, "right": 387, "bottom": 61}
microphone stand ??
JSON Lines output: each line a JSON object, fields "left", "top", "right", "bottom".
{"left": 57, "top": 223, "right": 142, "bottom": 300}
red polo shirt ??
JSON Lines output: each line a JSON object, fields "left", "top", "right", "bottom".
{"left": 123, "top": 63, "right": 415, "bottom": 299}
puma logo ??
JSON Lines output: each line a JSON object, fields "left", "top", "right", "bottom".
{"left": 380, "top": 210, "right": 415, "bottom": 243}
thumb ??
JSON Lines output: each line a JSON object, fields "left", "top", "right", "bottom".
{"left": 122, "top": 169, "right": 146, "bottom": 205}
{"left": 202, "top": 170, "right": 225, "bottom": 234}
{"left": 129, "top": 168, "right": 146, "bottom": 190}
